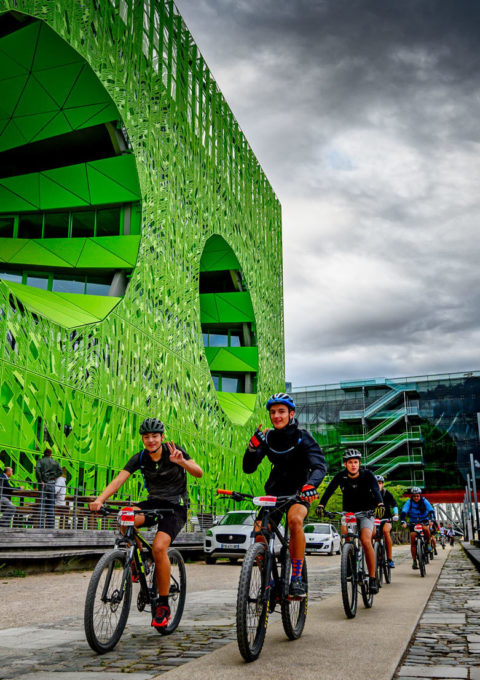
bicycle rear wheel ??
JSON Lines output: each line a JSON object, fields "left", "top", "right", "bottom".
{"left": 280, "top": 554, "right": 308, "bottom": 640}
{"left": 340, "top": 542, "right": 358, "bottom": 619}
{"left": 84, "top": 549, "right": 132, "bottom": 654}
{"left": 149, "top": 548, "right": 187, "bottom": 636}
{"left": 383, "top": 551, "right": 392, "bottom": 584}
{"left": 360, "top": 549, "right": 373, "bottom": 609}
{"left": 417, "top": 538, "right": 426, "bottom": 577}
{"left": 236, "top": 542, "right": 269, "bottom": 662}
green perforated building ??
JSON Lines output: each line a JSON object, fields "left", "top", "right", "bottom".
{"left": 0, "top": 0, "right": 284, "bottom": 503}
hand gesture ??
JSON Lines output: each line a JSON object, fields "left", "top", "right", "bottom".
{"left": 167, "top": 441, "right": 185, "bottom": 466}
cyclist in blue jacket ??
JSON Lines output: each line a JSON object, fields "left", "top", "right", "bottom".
{"left": 400, "top": 486, "right": 435, "bottom": 570}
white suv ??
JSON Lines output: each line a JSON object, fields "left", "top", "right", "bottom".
{"left": 203, "top": 510, "right": 256, "bottom": 564}
{"left": 304, "top": 522, "right": 341, "bottom": 555}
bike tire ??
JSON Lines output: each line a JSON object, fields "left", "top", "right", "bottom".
{"left": 340, "top": 542, "right": 358, "bottom": 619}
{"left": 149, "top": 548, "right": 187, "bottom": 636}
{"left": 84, "top": 549, "right": 132, "bottom": 654}
{"left": 374, "top": 542, "right": 382, "bottom": 588}
{"left": 236, "top": 542, "right": 269, "bottom": 662}
{"left": 383, "top": 553, "right": 392, "bottom": 584}
{"left": 360, "top": 549, "right": 373, "bottom": 609}
{"left": 417, "top": 538, "right": 426, "bottom": 577}
{"left": 280, "top": 554, "right": 308, "bottom": 640}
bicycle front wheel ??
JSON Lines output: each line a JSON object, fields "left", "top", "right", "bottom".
{"left": 417, "top": 538, "right": 426, "bottom": 577}
{"left": 84, "top": 549, "right": 132, "bottom": 654}
{"left": 280, "top": 554, "right": 308, "bottom": 640}
{"left": 340, "top": 542, "right": 358, "bottom": 619}
{"left": 236, "top": 542, "right": 269, "bottom": 662}
{"left": 374, "top": 542, "right": 382, "bottom": 589}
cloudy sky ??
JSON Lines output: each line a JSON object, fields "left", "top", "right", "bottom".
{"left": 176, "top": 0, "right": 480, "bottom": 387}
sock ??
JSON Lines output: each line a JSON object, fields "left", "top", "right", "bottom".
{"left": 291, "top": 558, "right": 303, "bottom": 582}
{"left": 157, "top": 595, "right": 169, "bottom": 607}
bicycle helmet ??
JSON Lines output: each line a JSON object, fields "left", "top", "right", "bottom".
{"left": 375, "top": 475, "right": 385, "bottom": 482}
{"left": 266, "top": 392, "right": 296, "bottom": 411}
{"left": 410, "top": 486, "right": 422, "bottom": 495}
{"left": 343, "top": 448, "right": 362, "bottom": 461}
{"left": 139, "top": 418, "right": 165, "bottom": 435}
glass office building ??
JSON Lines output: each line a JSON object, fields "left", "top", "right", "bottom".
{"left": 293, "top": 371, "right": 480, "bottom": 491}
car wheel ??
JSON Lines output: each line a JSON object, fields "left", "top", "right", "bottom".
{"left": 229, "top": 557, "right": 239, "bottom": 565}
{"left": 205, "top": 554, "right": 216, "bottom": 565}
{"left": 328, "top": 546, "right": 334, "bottom": 556}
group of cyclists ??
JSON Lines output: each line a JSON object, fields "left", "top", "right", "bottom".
{"left": 89, "top": 391, "right": 452, "bottom": 630}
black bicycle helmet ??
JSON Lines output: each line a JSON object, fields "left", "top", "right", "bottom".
{"left": 139, "top": 418, "right": 165, "bottom": 435}
{"left": 343, "top": 448, "right": 362, "bottom": 461}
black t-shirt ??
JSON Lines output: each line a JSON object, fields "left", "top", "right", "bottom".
{"left": 123, "top": 444, "right": 191, "bottom": 503}
{"left": 381, "top": 488, "right": 397, "bottom": 519}
{"left": 319, "top": 468, "right": 383, "bottom": 512}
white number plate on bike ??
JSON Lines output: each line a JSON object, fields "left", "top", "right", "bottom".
{"left": 221, "top": 543, "right": 240, "bottom": 549}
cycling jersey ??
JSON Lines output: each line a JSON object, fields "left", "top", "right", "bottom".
{"left": 400, "top": 496, "right": 435, "bottom": 523}
{"left": 123, "top": 444, "right": 190, "bottom": 504}
{"left": 243, "top": 420, "right": 326, "bottom": 495}
{"left": 319, "top": 468, "right": 383, "bottom": 512}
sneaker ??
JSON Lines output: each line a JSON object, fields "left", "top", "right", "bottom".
{"left": 388, "top": 559, "right": 395, "bottom": 568}
{"left": 131, "top": 560, "right": 139, "bottom": 583}
{"left": 412, "top": 560, "right": 418, "bottom": 570}
{"left": 434, "top": 548, "right": 438, "bottom": 555}
{"left": 369, "top": 577, "right": 379, "bottom": 594}
{"left": 288, "top": 578, "right": 306, "bottom": 600}
{"left": 152, "top": 604, "right": 171, "bottom": 628}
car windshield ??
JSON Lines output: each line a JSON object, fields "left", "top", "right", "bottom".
{"left": 219, "top": 512, "right": 254, "bottom": 526}
{"left": 304, "top": 524, "right": 331, "bottom": 534}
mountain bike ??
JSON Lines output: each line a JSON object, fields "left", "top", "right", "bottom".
{"left": 373, "top": 518, "right": 391, "bottom": 587}
{"left": 411, "top": 523, "right": 428, "bottom": 577}
{"left": 217, "top": 489, "right": 308, "bottom": 663}
{"left": 326, "top": 510, "right": 375, "bottom": 619}
{"left": 84, "top": 506, "right": 186, "bottom": 654}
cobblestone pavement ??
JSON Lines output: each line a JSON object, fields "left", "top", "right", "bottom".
{"left": 395, "top": 544, "right": 480, "bottom": 680}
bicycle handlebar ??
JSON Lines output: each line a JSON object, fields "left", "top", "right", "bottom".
{"left": 217, "top": 489, "right": 301, "bottom": 506}
{"left": 95, "top": 506, "right": 174, "bottom": 517}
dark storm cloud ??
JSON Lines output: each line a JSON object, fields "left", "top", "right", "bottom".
{"left": 176, "top": 0, "right": 480, "bottom": 385}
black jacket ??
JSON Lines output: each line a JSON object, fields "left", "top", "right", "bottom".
{"left": 319, "top": 468, "right": 383, "bottom": 512}
{"left": 243, "top": 420, "right": 327, "bottom": 495}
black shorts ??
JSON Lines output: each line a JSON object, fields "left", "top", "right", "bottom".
{"left": 136, "top": 499, "right": 187, "bottom": 541}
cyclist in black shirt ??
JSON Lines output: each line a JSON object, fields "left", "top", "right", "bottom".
{"left": 318, "top": 449, "right": 384, "bottom": 594}
{"left": 243, "top": 392, "right": 327, "bottom": 599}
{"left": 90, "top": 417, "right": 203, "bottom": 628}
{"left": 375, "top": 475, "right": 398, "bottom": 568}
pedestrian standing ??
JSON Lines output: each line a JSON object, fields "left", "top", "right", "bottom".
{"left": 36, "top": 449, "right": 62, "bottom": 529}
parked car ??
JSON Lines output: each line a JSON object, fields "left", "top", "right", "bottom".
{"left": 203, "top": 510, "right": 284, "bottom": 564}
{"left": 304, "top": 522, "right": 341, "bottom": 555}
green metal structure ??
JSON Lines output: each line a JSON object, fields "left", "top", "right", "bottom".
{"left": 0, "top": 1, "right": 284, "bottom": 502}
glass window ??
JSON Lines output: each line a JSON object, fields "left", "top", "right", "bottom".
{"left": 0, "top": 271, "right": 22, "bottom": 283}
{"left": 221, "top": 377, "right": 239, "bottom": 393}
{"left": 212, "top": 375, "right": 220, "bottom": 390}
{"left": 202, "top": 333, "right": 209, "bottom": 346}
{"left": 229, "top": 333, "right": 241, "bottom": 347}
{"left": 52, "top": 277, "right": 85, "bottom": 294}
{"left": 71, "top": 211, "right": 95, "bottom": 238}
{"left": 96, "top": 207, "right": 121, "bottom": 236}
{"left": 86, "top": 280, "right": 110, "bottom": 295}
{"left": 27, "top": 274, "right": 49, "bottom": 290}
{"left": 209, "top": 333, "right": 229, "bottom": 347}
{"left": 0, "top": 217, "right": 14, "bottom": 237}
{"left": 219, "top": 512, "right": 254, "bottom": 526}
{"left": 43, "top": 212, "right": 69, "bottom": 238}
{"left": 18, "top": 214, "right": 42, "bottom": 239}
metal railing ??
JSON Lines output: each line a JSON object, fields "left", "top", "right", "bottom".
{"left": 0, "top": 478, "right": 222, "bottom": 533}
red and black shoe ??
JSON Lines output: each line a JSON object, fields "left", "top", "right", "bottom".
{"left": 152, "top": 603, "right": 171, "bottom": 628}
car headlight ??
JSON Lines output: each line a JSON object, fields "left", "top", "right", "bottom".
{"left": 206, "top": 529, "right": 213, "bottom": 537}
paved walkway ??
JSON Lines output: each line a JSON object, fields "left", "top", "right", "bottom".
{"left": 1, "top": 544, "right": 477, "bottom": 679}
{"left": 395, "top": 544, "right": 480, "bottom": 679}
